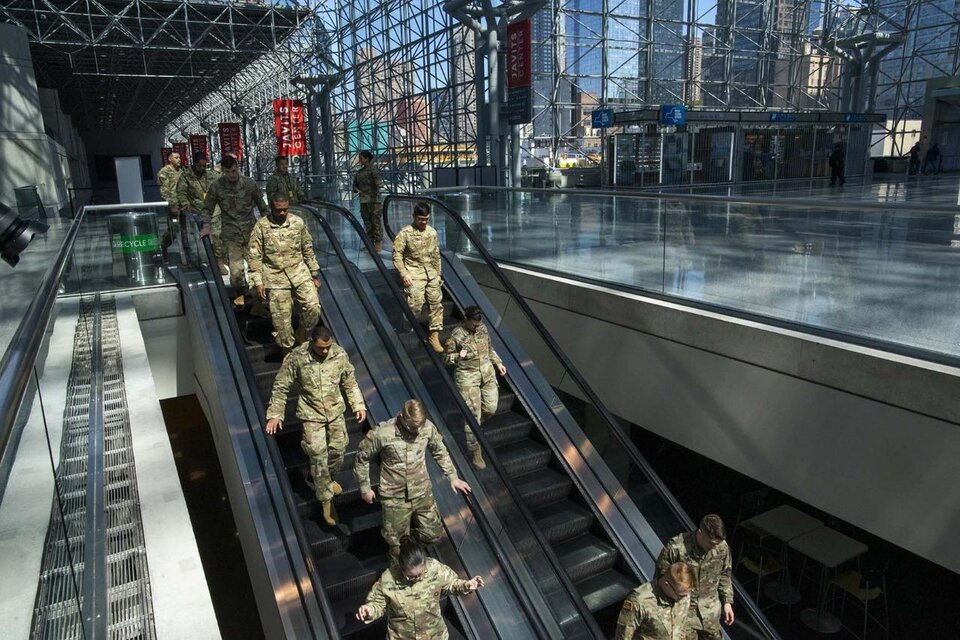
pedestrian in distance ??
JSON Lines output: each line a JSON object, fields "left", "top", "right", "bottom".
{"left": 393, "top": 202, "right": 445, "bottom": 353}
{"left": 353, "top": 149, "right": 385, "bottom": 252}
{"left": 828, "top": 143, "right": 845, "bottom": 186}
{"left": 266, "top": 155, "right": 307, "bottom": 205}
{"left": 906, "top": 142, "right": 921, "bottom": 176}
{"left": 157, "top": 151, "right": 183, "bottom": 258}
{"left": 616, "top": 562, "right": 696, "bottom": 640}
{"left": 923, "top": 143, "right": 941, "bottom": 175}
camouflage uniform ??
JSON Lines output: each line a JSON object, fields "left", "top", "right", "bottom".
{"left": 248, "top": 212, "right": 321, "bottom": 349}
{"left": 354, "top": 417, "right": 458, "bottom": 564}
{"left": 157, "top": 163, "right": 182, "bottom": 251}
{"left": 443, "top": 322, "right": 503, "bottom": 454}
{"left": 361, "top": 558, "right": 475, "bottom": 640}
{"left": 176, "top": 166, "right": 222, "bottom": 261}
{"left": 353, "top": 164, "right": 384, "bottom": 244}
{"left": 203, "top": 175, "right": 267, "bottom": 293}
{"left": 656, "top": 533, "right": 733, "bottom": 640}
{"left": 266, "top": 342, "right": 366, "bottom": 502}
{"left": 393, "top": 224, "right": 443, "bottom": 332}
{"left": 266, "top": 171, "right": 307, "bottom": 205}
{"left": 616, "top": 581, "right": 691, "bottom": 640}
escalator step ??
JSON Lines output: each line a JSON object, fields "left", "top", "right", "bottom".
{"left": 495, "top": 389, "right": 516, "bottom": 414}
{"left": 495, "top": 440, "right": 552, "bottom": 477}
{"left": 482, "top": 411, "right": 532, "bottom": 446}
{"left": 316, "top": 552, "right": 380, "bottom": 601}
{"left": 533, "top": 500, "right": 594, "bottom": 544}
{"left": 575, "top": 568, "right": 636, "bottom": 613}
{"left": 555, "top": 533, "right": 619, "bottom": 583}
{"left": 337, "top": 500, "right": 383, "bottom": 536}
{"left": 332, "top": 591, "right": 387, "bottom": 637}
{"left": 514, "top": 468, "right": 573, "bottom": 507}
{"left": 303, "top": 518, "right": 344, "bottom": 558}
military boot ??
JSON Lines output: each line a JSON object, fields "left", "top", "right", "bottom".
{"left": 232, "top": 294, "right": 245, "bottom": 308}
{"left": 470, "top": 448, "right": 486, "bottom": 470}
{"left": 329, "top": 480, "right": 343, "bottom": 496}
{"left": 321, "top": 499, "right": 337, "bottom": 526}
{"left": 428, "top": 331, "right": 443, "bottom": 353}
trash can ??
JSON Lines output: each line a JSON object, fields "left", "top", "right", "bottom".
{"left": 107, "top": 212, "right": 164, "bottom": 285}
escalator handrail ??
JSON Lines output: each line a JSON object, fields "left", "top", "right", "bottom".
{"left": 302, "top": 202, "right": 603, "bottom": 640}
{"left": 383, "top": 195, "right": 782, "bottom": 640}
{"left": 191, "top": 215, "right": 342, "bottom": 640}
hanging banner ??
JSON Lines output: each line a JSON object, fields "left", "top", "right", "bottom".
{"left": 273, "top": 99, "right": 307, "bottom": 157}
{"left": 172, "top": 142, "right": 189, "bottom": 167}
{"left": 160, "top": 147, "right": 173, "bottom": 166}
{"left": 218, "top": 122, "right": 244, "bottom": 161}
{"left": 189, "top": 134, "right": 209, "bottom": 161}
{"left": 506, "top": 18, "right": 532, "bottom": 125}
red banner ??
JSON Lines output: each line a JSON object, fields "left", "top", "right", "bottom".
{"left": 172, "top": 142, "right": 189, "bottom": 167}
{"left": 273, "top": 99, "right": 307, "bottom": 157}
{"left": 507, "top": 19, "right": 532, "bottom": 89}
{"left": 189, "top": 134, "right": 209, "bottom": 161}
{"left": 218, "top": 122, "right": 244, "bottom": 161}
{"left": 160, "top": 147, "right": 173, "bottom": 166}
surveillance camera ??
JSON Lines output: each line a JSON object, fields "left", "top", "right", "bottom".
{"left": 0, "top": 204, "right": 50, "bottom": 268}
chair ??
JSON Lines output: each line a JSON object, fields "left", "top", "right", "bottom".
{"left": 735, "top": 528, "right": 783, "bottom": 604}
{"left": 828, "top": 568, "right": 889, "bottom": 639}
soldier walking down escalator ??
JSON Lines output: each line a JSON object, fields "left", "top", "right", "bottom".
{"left": 443, "top": 305, "right": 507, "bottom": 470}
{"left": 248, "top": 194, "right": 322, "bottom": 352}
{"left": 266, "top": 156, "right": 307, "bottom": 205}
{"left": 157, "top": 152, "right": 183, "bottom": 258}
{"left": 265, "top": 326, "right": 367, "bottom": 526}
{"left": 353, "top": 150, "right": 384, "bottom": 251}
{"left": 393, "top": 202, "right": 444, "bottom": 353}
{"left": 616, "top": 562, "right": 696, "bottom": 640}
{"left": 176, "top": 151, "right": 217, "bottom": 259}
{"left": 354, "top": 399, "right": 472, "bottom": 565}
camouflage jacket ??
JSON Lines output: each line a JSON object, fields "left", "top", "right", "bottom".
{"left": 362, "top": 558, "right": 473, "bottom": 640}
{"left": 354, "top": 417, "right": 458, "bottom": 500}
{"left": 615, "top": 582, "right": 691, "bottom": 640}
{"left": 203, "top": 175, "right": 267, "bottom": 237}
{"left": 265, "top": 342, "right": 366, "bottom": 423}
{"left": 392, "top": 224, "right": 441, "bottom": 280}
{"left": 266, "top": 172, "right": 306, "bottom": 205}
{"left": 247, "top": 213, "right": 320, "bottom": 289}
{"left": 443, "top": 323, "right": 502, "bottom": 384}
{"left": 353, "top": 164, "right": 383, "bottom": 204}
{"left": 176, "top": 168, "right": 217, "bottom": 222}
{"left": 655, "top": 532, "right": 733, "bottom": 622}
{"left": 157, "top": 164, "right": 182, "bottom": 209}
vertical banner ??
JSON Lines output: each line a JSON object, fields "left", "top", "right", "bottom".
{"left": 506, "top": 18, "right": 532, "bottom": 125}
{"left": 218, "top": 122, "right": 244, "bottom": 161}
{"left": 160, "top": 147, "right": 173, "bottom": 166}
{"left": 189, "top": 134, "right": 209, "bottom": 161}
{"left": 172, "top": 142, "right": 189, "bottom": 167}
{"left": 273, "top": 99, "right": 307, "bottom": 156}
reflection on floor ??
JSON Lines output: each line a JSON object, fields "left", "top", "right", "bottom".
{"left": 161, "top": 395, "right": 264, "bottom": 640}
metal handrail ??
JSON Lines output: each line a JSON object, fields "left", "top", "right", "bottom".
{"left": 383, "top": 194, "right": 783, "bottom": 640}
{"left": 304, "top": 202, "right": 603, "bottom": 639}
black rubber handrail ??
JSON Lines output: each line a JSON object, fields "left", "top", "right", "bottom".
{"left": 303, "top": 202, "right": 602, "bottom": 639}
{"left": 190, "top": 215, "right": 341, "bottom": 640}
{"left": 383, "top": 195, "right": 783, "bottom": 640}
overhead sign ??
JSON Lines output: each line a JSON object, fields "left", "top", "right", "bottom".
{"left": 160, "top": 147, "right": 173, "bottom": 166}
{"left": 218, "top": 122, "right": 243, "bottom": 161}
{"left": 591, "top": 109, "right": 614, "bottom": 129}
{"left": 506, "top": 18, "right": 532, "bottom": 125}
{"left": 273, "top": 99, "right": 307, "bottom": 157}
{"left": 769, "top": 112, "right": 798, "bottom": 123}
{"left": 172, "top": 142, "right": 189, "bottom": 167}
{"left": 660, "top": 104, "right": 687, "bottom": 125}
{"left": 189, "top": 134, "right": 209, "bottom": 161}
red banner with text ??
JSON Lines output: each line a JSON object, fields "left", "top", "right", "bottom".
{"left": 218, "top": 123, "right": 244, "bottom": 161}
{"left": 506, "top": 18, "right": 533, "bottom": 124}
{"left": 189, "top": 134, "right": 209, "bottom": 161}
{"left": 273, "top": 99, "right": 307, "bottom": 157}
{"left": 160, "top": 147, "right": 173, "bottom": 166}
{"left": 172, "top": 142, "right": 189, "bottom": 167}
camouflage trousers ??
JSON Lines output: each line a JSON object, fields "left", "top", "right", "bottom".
{"left": 405, "top": 275, "right": 443, "bottom": 332}
{"left": 210, "top": 213, "right": 224, "bottom": 262}
{"left": 267, "top": 281, "right": 321, "bottom": 350}
{"left": 160, "top": 208, "right": 181, "bottom": 251}
{"left": 301, "top": 416, "right": 347, "bottom": 503}
{"left": 381, "top": 492, "right": 442, "bottom": 565}
{"left": 455, "top": 374, "right": 499, "bottom": 454}
{"left": 359, "top": 202, "right": 383, "bottom": 244}
{"left": 222, "top": 227, "right": 253, "bottom": 293}
{"left": 684, "top": 612, "right": 722, "bottom": 640}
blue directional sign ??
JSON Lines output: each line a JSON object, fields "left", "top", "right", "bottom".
{"left": 844, "top": 113, "right": 867, "bottom": 123}
{"left": 660, "top": 104, "right": 687, "bottom": 125}
{"left": 769, "top": 112, "right": 798, "bottom": 122}
{"left": 591, "top": 108, "right": 614, "bottom": 129}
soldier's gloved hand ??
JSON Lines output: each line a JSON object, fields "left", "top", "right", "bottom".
{"left": 401, "top": 275, "right": 412, "bottom": 287}
{"left": 255, "top": 285, "right": 267, "bottom": 301}
{"left": 355, "top": 605, "right": 373, "bottom": 621}
{"left": 361, "top": 489, "right": 376, "bottom": 504}
{"left": 265, "top": 418, "right": 283, "bottom": 435}
{"left": 355, "top": 409, "right": 367, "bottom": 424}
{"left": 496, "top": 364, "right": 507, "bottom": 377}
{"left": 450, "top": 478, "right": 472, "bottom": 495}
{"left": 466, "top": 576, "right": 485, "bottom": 592}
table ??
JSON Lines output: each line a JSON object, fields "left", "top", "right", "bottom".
{"left": 789, "top": 526, "right": 868, "bottom": 633}
{"left": 742, "top": 505, "right": 824, "bottom": 604}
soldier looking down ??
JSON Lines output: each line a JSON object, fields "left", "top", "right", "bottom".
{"left": 352, "top": 150, "right": 384, "bottom": 251}
{"left": 265, "top": 326, "right": 367, "bottom": 526}
{"left": 393, "top": 202, "right": 444, "bottom": 353}
{"left": 176, "top": 151, "right": 222, "bottom": 263}
{"left": 616, "top": 562, "right": 696, "bottom": 640}
{"left": 266, "top": 156, "right": 307, "bottom": 206}
{"left": 157, "top": 151, "right": 183, "bottom": 257}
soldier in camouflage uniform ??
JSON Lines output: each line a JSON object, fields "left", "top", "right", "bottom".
{"left": 157, "top": 152, "right": 183, "bottom": 257}
{"left": 266, "top": 156, "right": 307, "bottom": 205}
{"left": 356, "top": 537, "right": 484, "bottom": 639}
{"left": 248, "top": 194, "right": 322, "bottom": 351}
{"left": 203, "top": 155, "right": 268, "bottom": 306}
{"left": 442, "top": 306, "right": 507, "bottom": 470}
{"left": 265, "top": 326, "right": 367, "bottom": 526}
{"left": 354, "top": 399, "right": 472, "bottom": 565}
{"left": 352, "top": 150, "right": 384, "bottom": 251}
{"left": 617, "top": 562, "right": 696, "bottom": 640}
{"left": 393, "top": 202, "right": 444, "bottom": 353}
{"left": 176, "top": 151, "right": 221, "bottom": 260}
{"left": 655, "top": 514, "right": 735, "bottom": 640}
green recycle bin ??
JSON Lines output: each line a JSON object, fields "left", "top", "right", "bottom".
{"left": 107, "top": 212, "right": 165, "bottom": 285}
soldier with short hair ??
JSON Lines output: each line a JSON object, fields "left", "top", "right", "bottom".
{"left": 177, "top": 151, "right": 223, "bottom": 262}
{"left": 203, "top": 154, "right": 268, "bottom": 307}
{"left": 266, "top": 156, "right": 307, "bottom": 205}
{"left": 655, "top": 514, "right": 734, "bottom": 640}
{"left": 352, "top": 150, "right": 384, "bottom": 251}
{"left": 393, "top": 202, "right": 444, "bottom": 353}
{"left": 266, "top": 326, "right": 367, "bottom": 526}
{"left": 443, "top": 305, "right": 507, "bottom": 470}
{"left": 616, "top": 562, "right": 696, "bottom": 640}
{"left": 354, "top": 399, "right": 471, "bottom": 564}
{"left": 356, "top": 536, "right": 484, "bottom": 639}
{"left": 157, "top": 151, "right": 183, "bottom": 257}
{"left": 248, "top": 194, "right": 321, "bottom": 351}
